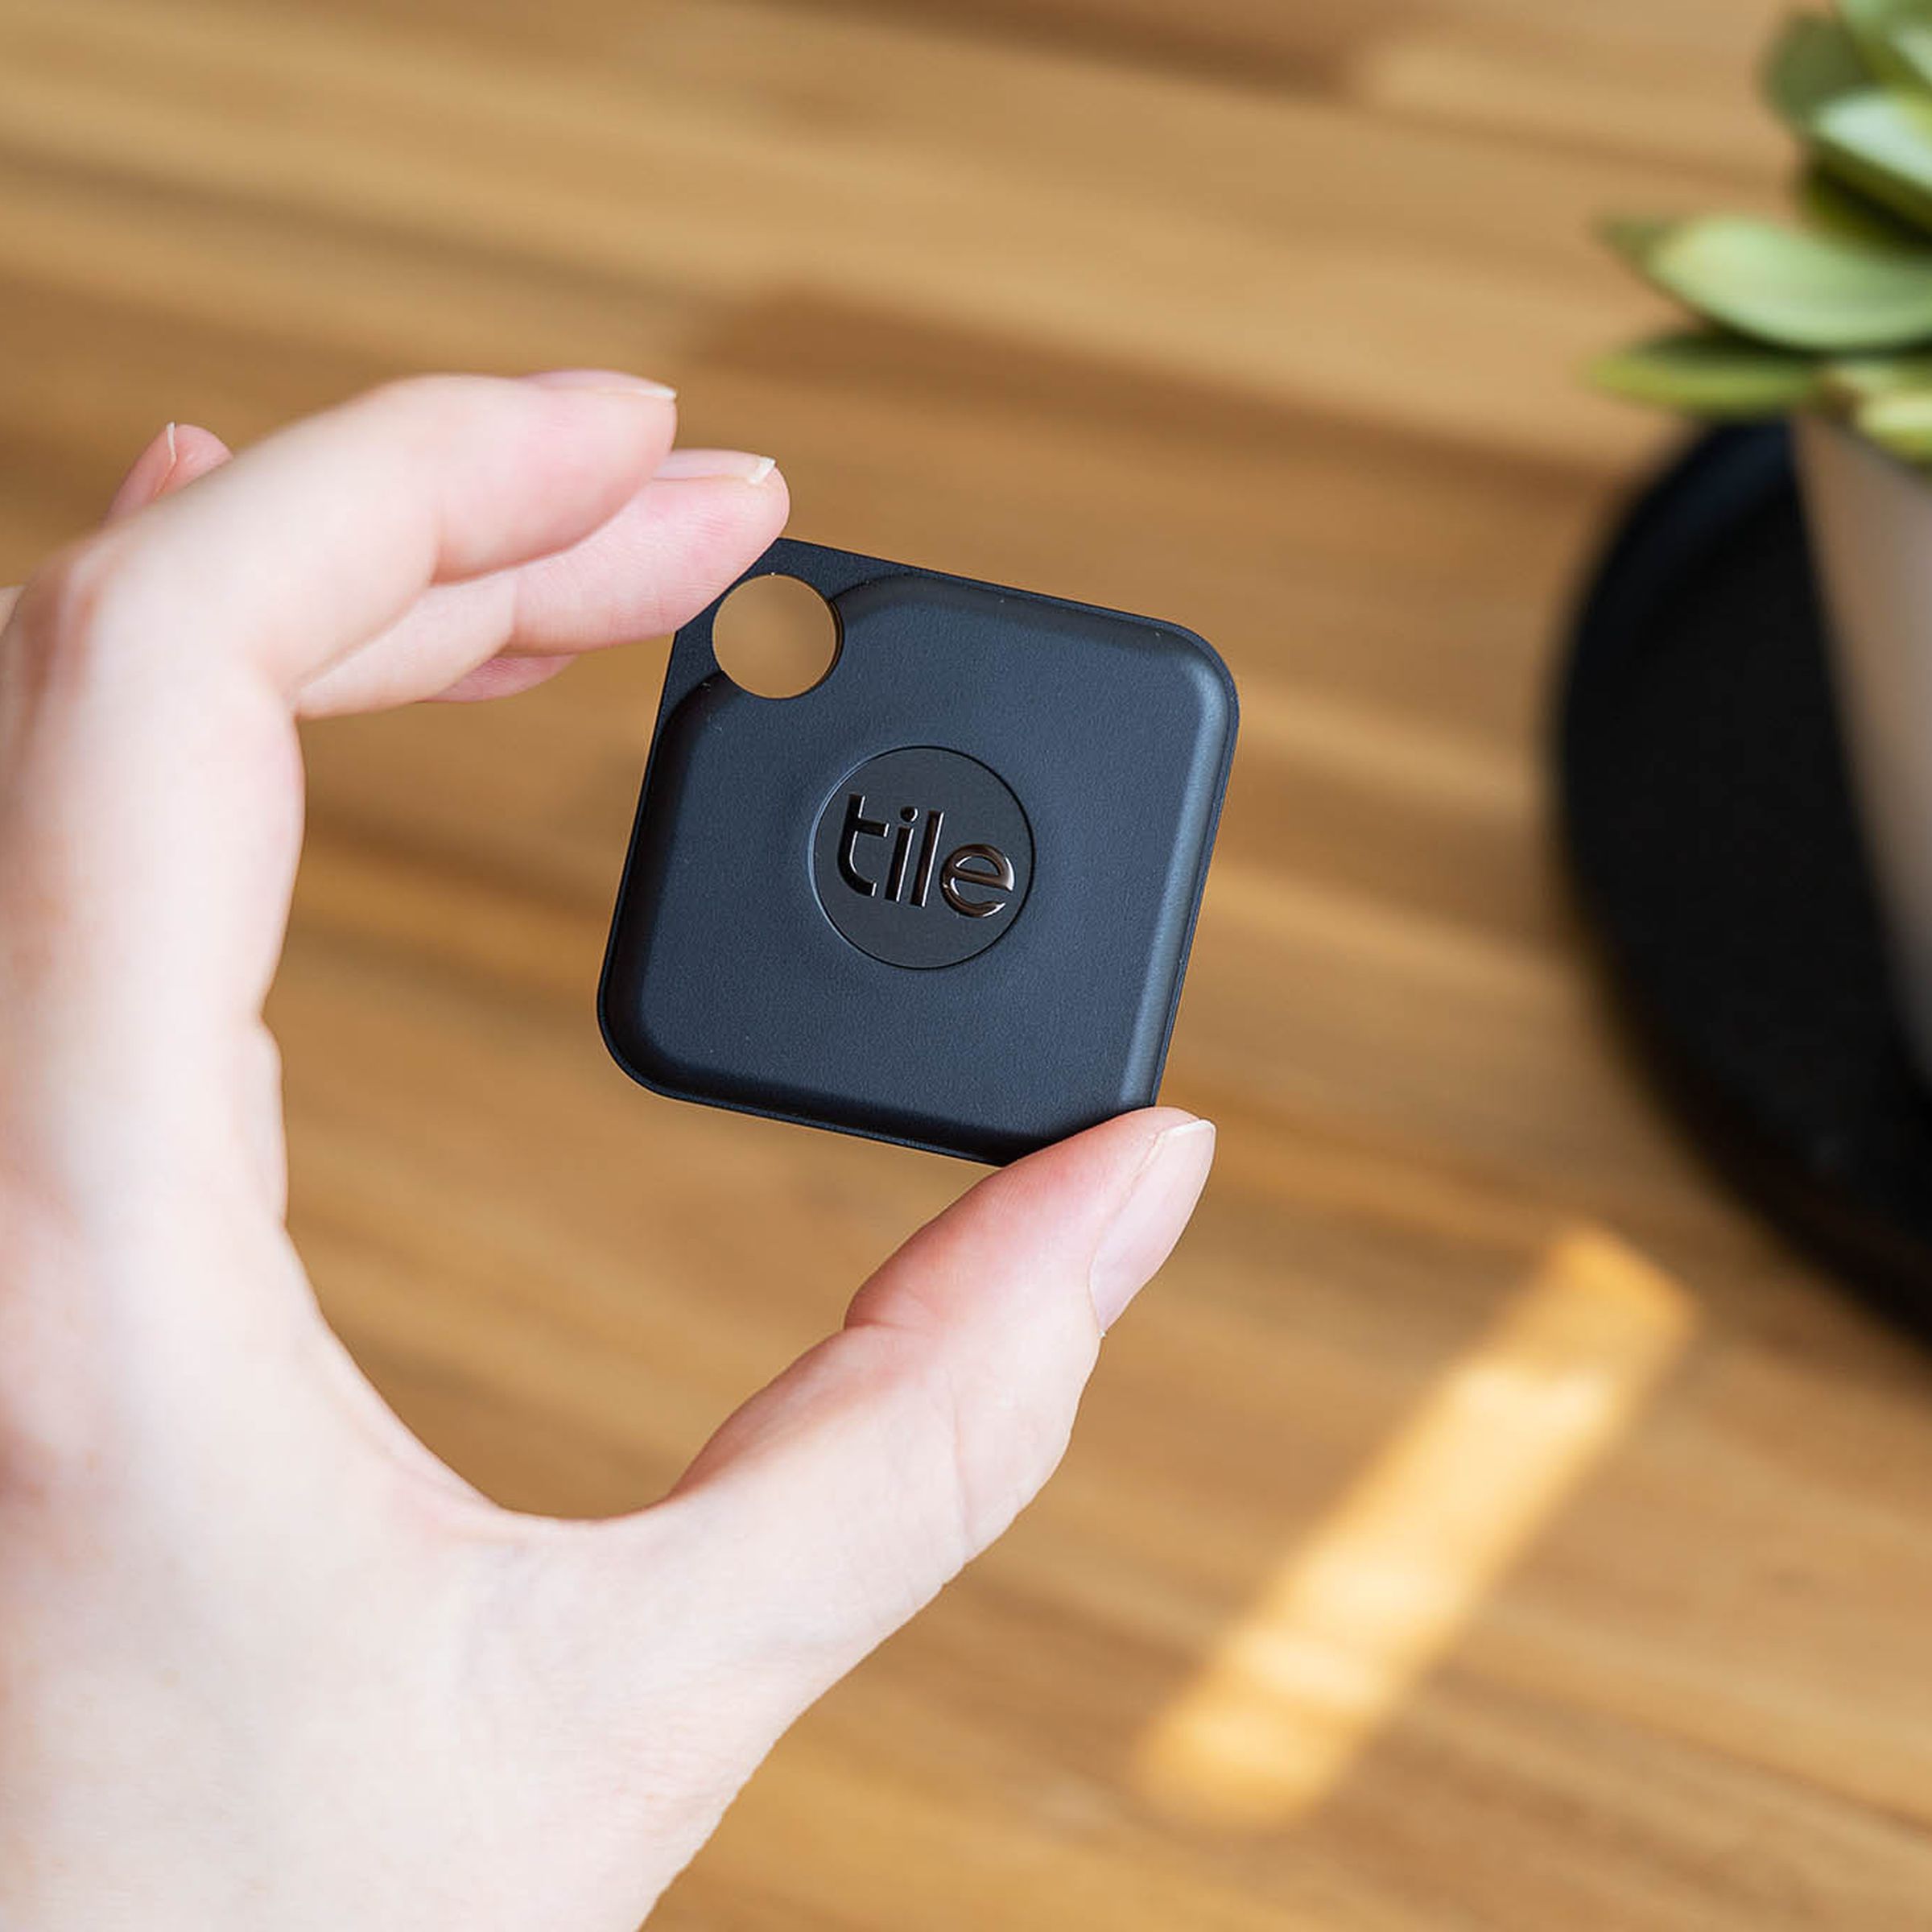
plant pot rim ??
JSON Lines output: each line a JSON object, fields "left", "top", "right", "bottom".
{"left": 1793, "top": 407, "right": 1932, "bottom": 498}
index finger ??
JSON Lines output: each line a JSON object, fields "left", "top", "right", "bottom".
{"left": 0, "top": 373, "right": 690, "bottom": 1160}
{"left": 19, "top": 370, "right": 679, "bottom": 699}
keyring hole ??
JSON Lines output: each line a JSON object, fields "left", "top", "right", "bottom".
{"left": 711, "top": 572, "right": 840, "bottom": 699}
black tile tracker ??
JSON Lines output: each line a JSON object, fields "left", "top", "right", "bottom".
{"left": 599, "top": 538, "right": 1237, "bottom": 1164}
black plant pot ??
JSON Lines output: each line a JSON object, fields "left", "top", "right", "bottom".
{"left": 1555, "top": 424, "right": 1932, "bottom": 1340}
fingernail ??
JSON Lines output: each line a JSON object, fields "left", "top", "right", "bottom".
{"left": 523, "top": 368, "right": 678, "bottom": 399}
{"left": 106, "top": 423, "right": 178, "bottom": 520}
{"left": 1088, "top": 1118, "right": 1216, "bottom": 1331}
{"left": 162, "top": 421, "right": 179, "bottom": 475}
{"left": 654, "top": 448, "right": 778, "bottom": 485}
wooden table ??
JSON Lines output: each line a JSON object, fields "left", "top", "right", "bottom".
{"left": 2, "top": 0, "right": 1929, "bottom": 1923}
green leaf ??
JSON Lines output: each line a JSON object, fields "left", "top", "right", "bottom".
{"left": 1798, "top": 160, "right": 1922, "bottom": 243}
{"left": 1764, "top": 14, "right": 1872, "bottom": 126}
{"left": 1598, "top": 215, "right": 1676, "bottom": 266}
{"left": 1853, "top": 383, "right": 1932, "bottom": 455}
{"left": 1589, "top": 332, "right": 1820, "bottom": 415}
{"left": 1604, "top": 213, "right": 1932, "bottom": 349}
{"left": 1820, "top": 349, "right": 1932, "bottom": 396}
{"left": 1810, "top": 87, "right": 1932, "bottom": 230}
{"left": 1814, "top": 356, "right": 1932, "bottom": 435}
{"left": 1839, "top": 0, "right": 1932, "bottom": 88}
{"left": 1893, "top": 18, "right": 1932, "bottom": 87}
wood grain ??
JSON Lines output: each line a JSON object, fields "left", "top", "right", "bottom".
{"left": 3, "top": 0, "right": 1930, "bottom": 1924}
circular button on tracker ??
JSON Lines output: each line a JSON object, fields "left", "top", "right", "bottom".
{"left": 811, "top": 745, "right": 1034, "bottom": 968}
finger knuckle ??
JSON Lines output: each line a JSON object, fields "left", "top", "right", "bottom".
{"left": 917, "top": 1348, "right": 1077, "bottom": 1567}
{"left": 356, "top": 372, "right": 489, "bottom": 447}
{"left": 12, "top": 533, "right": 152, "bottom": 683}
{"left": 16, "top": 535, "right": 126, "bottom": 666}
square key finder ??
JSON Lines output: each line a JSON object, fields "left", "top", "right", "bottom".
{"left": 599, "top": 538, "right": 1237, "bottom": 1163}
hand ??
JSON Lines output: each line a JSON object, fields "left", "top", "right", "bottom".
{"left": 0, "top": 375, "right": 1216, "bottom": 1928}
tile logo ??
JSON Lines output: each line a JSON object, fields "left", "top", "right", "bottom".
{"left": 811, "top": 746, "right": 1033, "bottom": 968}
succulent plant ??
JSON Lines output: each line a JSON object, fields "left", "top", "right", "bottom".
{"left": 1596, "top": 2, "right": 1932, "bottom": 460}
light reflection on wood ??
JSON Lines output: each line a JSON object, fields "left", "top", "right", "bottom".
{"left": 1135, "top": 1229, "right": 1696, "bottom": 1828}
